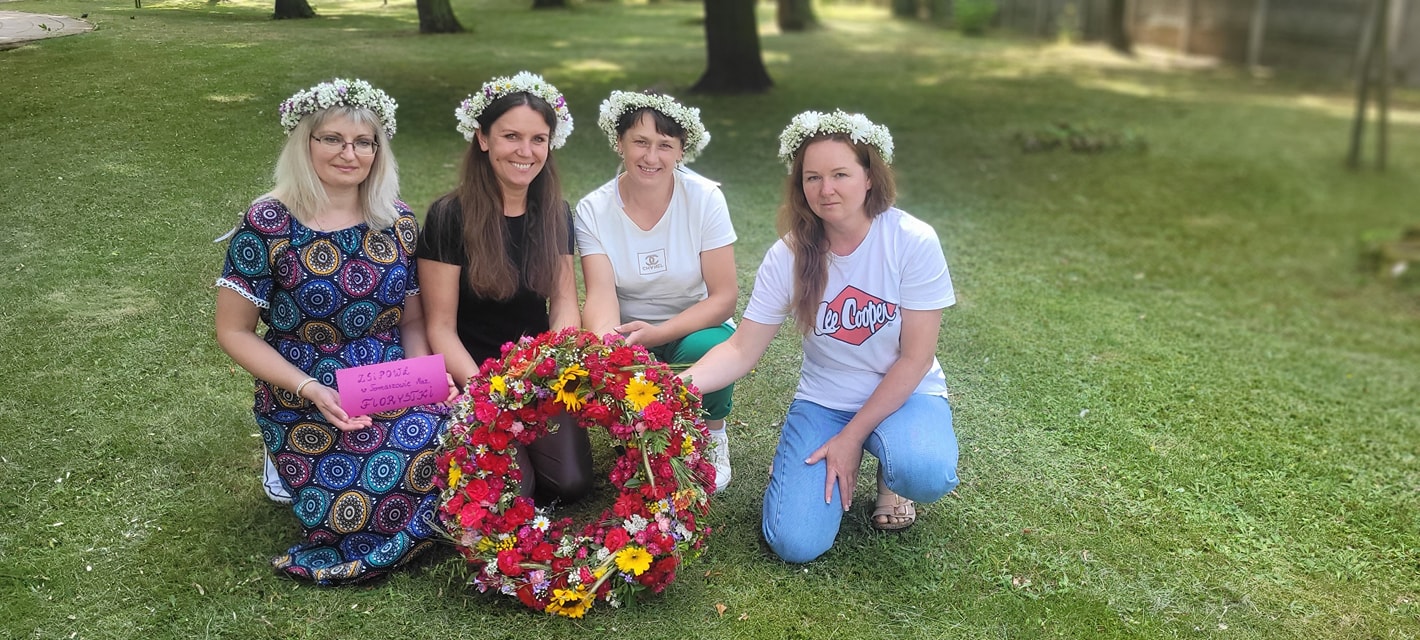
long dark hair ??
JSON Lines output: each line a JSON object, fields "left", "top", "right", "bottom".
{"left": 777, "top": 133, "right": 897, "bottom": 335}
{"left": 435, "top": 92, "right": 567, "bottom": 300}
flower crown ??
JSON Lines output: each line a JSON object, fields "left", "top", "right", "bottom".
{"left": 597, "top": 90, "right": 711, "bottom": 164}
{"left": 777, "top": 110, "right": 894, "bottom": 170}
{"left": 279, "top": 78, "right": 398, "bottom": 139}
{"left": 455, "top": 71, "right": 574, "bottom": 149}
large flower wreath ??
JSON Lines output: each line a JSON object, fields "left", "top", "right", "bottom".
{"left": 434, "top": 328, "right": 716, "bottom": 617}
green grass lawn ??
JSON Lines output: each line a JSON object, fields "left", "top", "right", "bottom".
{"left": 2, "top": 0, "right": 1418, "bottom": 637}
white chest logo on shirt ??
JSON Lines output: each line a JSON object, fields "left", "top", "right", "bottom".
{"left": 815, "top": 285, "right": 899, "bottom": 346}
{"left": 637, "top": 249, "right": 668, "bottom": 276}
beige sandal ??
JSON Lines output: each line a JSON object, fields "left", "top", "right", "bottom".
{"left": 871, "top": 469, "right": 916, "bottom": 531}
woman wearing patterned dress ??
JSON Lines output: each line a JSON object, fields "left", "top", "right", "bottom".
{"left": 216, "top": 79, "right": 453, "bottom": 585}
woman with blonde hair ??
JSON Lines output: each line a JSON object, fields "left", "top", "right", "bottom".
{"left": 682, "top": 110, "right": 959, "bottom": 563}
{"left": 216, "top": 79, "right": 452, "bottom": 584}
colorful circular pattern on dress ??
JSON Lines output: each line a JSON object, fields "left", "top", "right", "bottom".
{"left": 406, "top": 494, "right": 439, "bottom": 539}
{"left": 301, "top": 321, "right": 340, "bottom": 346}
{"left": 298, "top": 545, "right": 342, "bottom": 569}
{"left": 338, "top": 259, "right": 379, "bottom": 298}
{"left": 339, "top": 422, "right": 386, "bottom": 454}
{"left": 375, "top": 264, "right": 407, "bottom": 306}
{"left": 371, "top": 307, "right": 402, "bottom": 334}
{"left": 274, "top": 248, "right": 300, "bottom": 289}
{"left": 289, "top": 422, "right": 335, "bottom": 455}
{"left": 339, "top": 301, "right": 379, "bottom": 338}
{"left": 270, "top": 290, "right": 301, "bottom": 331}
{"left": 330, "top": 491, "right": 371, "bottom": 534}
{"left": 333, "top": 227, "right": 363, "bottom": 255}
{"left": 295, "top": 486, "right": 332, "bottom": 528}
{"left": 258, "top": 416, "right": 285, "bottom": 453}
{"left": 373, "top": 493, "right": 415, "bottom": 534}
{"left": 275, "top": 453, "right": 312, "bottom": 486}
{"left": 381, "top": 342, "right": 406, "bottom": 364}
{"left": 297, "top": 280, "right": 341, "bottom": 318}
{"left": 342, "top": 339, "right": 382, "bottom": 367}
{"left": 367, "top": 532, "right": 410, "bottom": 567}
{"left": 394, "top": 217, "right": 419, "bottom": 255}
{"left": 406, "top": 450, "right": 437, "bottom": 493}
{"left": 249, "top": 202, "right": 289, "bottom": 233}
{"left": 311, "top": 357, "right": 344, "bottom": 387}
{"left": 308, "top": 529, "right": 338, "bottom": 546}
{"left": 340, "top": 532, "right": 383, "bottom": 559}
{"left": 304, "top": 239, "right": 341, "bottom": 276}
{"left": 228, "top": 231, "right": 268, "bottom": 276}
{"left": 363, "top": 231, "right": 398, "bottom": 264}
{"left": 362, "top": 450, "right": 405, "bottom": 494}
{"left": 276, "top": 340, "right": 316, "bottom": 372}
{"left": 390, "top": 413, "right": 438, "bottom": 451}
{"left": 316, "top": 453, "right": 360, "bottom": 490}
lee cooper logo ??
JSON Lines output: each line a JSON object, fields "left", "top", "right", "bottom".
{"left": 815, "top": 285, "right": 899, "bottom": 346}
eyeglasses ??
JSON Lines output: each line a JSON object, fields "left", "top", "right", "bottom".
{"left": 310, "top": 135, "right": 379, "bottom": 157}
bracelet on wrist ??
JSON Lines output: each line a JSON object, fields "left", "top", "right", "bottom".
{"left": 294, "top": 377, "right": 318, "bottom": 398}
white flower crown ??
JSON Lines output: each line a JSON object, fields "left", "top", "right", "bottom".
{"left": 455, "top": 71, "right": 574, "bottom": 149}
{"left": 279, "top": 78, "right": 398, "bottom": 139}
{"left": 777, "top": 110, "right": 894, "bottom": 170}
{"left": 597, "top": 91, "right": 711, "bottom": 164}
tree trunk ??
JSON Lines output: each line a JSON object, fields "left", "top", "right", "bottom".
{"left": 273, "top": 0, "right": 315, "bottom": 19}
{"left": 693, "top": 0, "right": 773, "bottom": 93}
{"left": 1106, "top": 0, "right": 1131, "bottom": 54}
{"left": 532, "top": 0, "right": 566, "bottom": 8}
{"left": 416, "top": 0, "right": 464, "bottom": 32}
{"left": 777, "top": 0, "right": 819, "bottom": 32}
{"left": 892, "top": 0, "right": 918, "bottom": 19}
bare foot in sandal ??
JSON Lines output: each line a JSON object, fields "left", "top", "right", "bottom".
{"left": 872, "top": 468, "right": 915, "bottom": 531}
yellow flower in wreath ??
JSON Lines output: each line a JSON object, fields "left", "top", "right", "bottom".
{"left": 553, "top": 364, "right": 589, "bottom": 410}
{"left": 615, "top": 545, "right": 653, "bottom": 576}
{"left": 624, "top": 374, "right": 660, "bottom": 412}
{"left": 547, "top": 584, "right": 593, "bottom": 618}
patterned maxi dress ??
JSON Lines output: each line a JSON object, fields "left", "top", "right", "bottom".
{"left": 218, "top": 198, "right": 444, "bottom": 585}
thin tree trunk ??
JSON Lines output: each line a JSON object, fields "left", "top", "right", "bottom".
{"left": 777, "top": 0, "right": 819, "bottom": 32}
{"left": 1107, "top": 0, "right": 1131, "bottom": 54}
{"left": 532, "top": 0, "right": 566, "bottom": 8}
{"left": 892, "top": 0, "right": 918, "bottom": 19}
{"left": 1246, "top": 0, "right": 1267, "bottom": 69}
{"left": 693, "top": 0, "right": 773, "bottom": 93}
{"left": 1348, "top": 0, "right": 1379, "bottom": 169}
{"left": 1377, "top": 0, "right": 1391, "bottom": 170}
{"left": 274, "top": 0, "right": 315, "bottom": 19}
{"left": 416, "top": 0, "right": 464, "bottom": 33}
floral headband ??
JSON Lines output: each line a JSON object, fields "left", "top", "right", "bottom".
{"left": 597, "top": 91, "right": 711, "bottom": 164}
{"left": 777, "top": 110, "right": 894, "bottom": 171}
{"left": 279, "top": 78, "right": 398, "bottom": 139}
{"left": 455, "top": 71, "right": 574, "bottom": 149}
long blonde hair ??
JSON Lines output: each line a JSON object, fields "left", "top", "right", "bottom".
{"left": 777, "top": 134, "right": 898, "bottom": 335}
{"left": 264, "top": 106, "right": 401, "bottom": 229}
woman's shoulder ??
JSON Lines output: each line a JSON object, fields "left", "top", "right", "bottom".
{"left": 881, "top": 207, "right": 939, "bottom": 241}
{"left": 238, "top": 197, "right": 294, "bottom": 234}
{"left": 576, "top": 177, "right": 620, "bottom": 213}
{"left": 675, "top": 169, "right": 723, "bottom": 198}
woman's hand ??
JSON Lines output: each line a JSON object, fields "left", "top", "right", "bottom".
{"left": 614, "top": 320, "right": 661, "bottom": 347}
{"left": 303, "top": 383, "right": 372, "bottom": 432}
{"left": 805, "top": 431, "right": 867, "bottom": 511}
{"left": 442, "top": 372, "right": 460, "bottom": 405}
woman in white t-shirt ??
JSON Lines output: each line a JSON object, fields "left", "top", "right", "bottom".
{"left": 575, "top": 91, "right": 738, "bottom": 493}
{"left": 681, "top": 111, "right": 959, "bottom": 563}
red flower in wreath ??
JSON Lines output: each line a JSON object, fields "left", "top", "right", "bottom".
{"left": 434, "top": 328, "right": 716, "bottom": 616}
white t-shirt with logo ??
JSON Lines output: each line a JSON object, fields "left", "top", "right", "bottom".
{"left": 742, "top": 207, "right": 954, "bottom": 411}
{"left": 575, "top": 170, "right": 737, "bottom": 324}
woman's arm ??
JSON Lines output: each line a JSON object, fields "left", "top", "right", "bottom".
{"left": 417, "top": 258, "right": 480, "bottom": 389}
{"left": 805, "top": 307, "right": 944, "bottom": 510}
{"left": 619, "top": 244, "right": 737, "bottom": 348}
{"left": 215, "top": 287, "right": 371, "bottom": 431}
{"left": 399, "top": 292, "right": 431, "bottom": 358}
{"left": 678, "top": 317, "right": 778, "bottom": 394}
{"left": 548, "top": 254, "right": 580, "bottom": 332}
{"left": 579, "top": 253, "right": 622, "bottom": 337}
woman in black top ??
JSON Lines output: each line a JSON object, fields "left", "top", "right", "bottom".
{"left": 417, "top": 71, "right": 592, "bottom": 505}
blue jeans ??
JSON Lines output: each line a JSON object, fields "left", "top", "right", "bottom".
{"left": 762, "top": 395, "right": 959, "bottom": 563}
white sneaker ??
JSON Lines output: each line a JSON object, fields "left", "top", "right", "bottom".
{"left": 263, "top": 454, "right": 294, "bottom": 505}
{"left": 708, "top": 428, "right": 731, "bottom": 493}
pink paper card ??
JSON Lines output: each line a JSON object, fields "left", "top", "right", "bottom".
{"left": 336, "top": 354, "right": 447, "bottom": 417}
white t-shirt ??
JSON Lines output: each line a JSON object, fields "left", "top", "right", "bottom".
{"left": 575, "top": 170, "right": 737, "bottom": 324}
{"left": 742, "top": 207, "right": 954, "bottom": 411}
